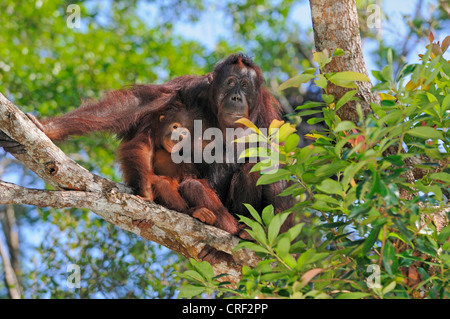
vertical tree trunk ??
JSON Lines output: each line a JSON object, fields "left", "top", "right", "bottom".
{"left": 1, "top": 205, "right": 20, "bottom": 273}
{"left": 0, "top": 230, "right": 21, "bottom": 299}
{"left": 309, "top": 0, "right": 380, "bottom": 123}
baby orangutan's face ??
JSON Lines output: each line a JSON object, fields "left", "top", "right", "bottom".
{"left": 159, "top": 113, "right": 192, "bottom": 153}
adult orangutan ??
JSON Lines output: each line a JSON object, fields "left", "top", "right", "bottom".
{"left": 0, "top": 54, "right": 294, "bottom": 247}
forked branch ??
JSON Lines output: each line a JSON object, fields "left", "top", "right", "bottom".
{"left": 0, "top": 92, "right": 259, "bottom": 284}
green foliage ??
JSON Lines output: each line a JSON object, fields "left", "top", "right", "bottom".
{"left": 177, "top": 259, "right": 233, "bottom": 298}
{"left": 179, "top": 38, "right": 450, "bottom": 299}
{"left": 26, "top": 210, "right": 182, "bottom": 298}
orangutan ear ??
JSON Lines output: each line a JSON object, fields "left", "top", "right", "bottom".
{"left": 159, "top": 115, "right": 165, "bottom": 122}
{"left": 206, "top": 73, "right": 213, "bottom": 84}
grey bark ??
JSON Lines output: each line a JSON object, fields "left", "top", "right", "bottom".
{"left": 0, "top": 226, "right": 21, "bottom": 299}
{"left": 309, "top": 0, "right": 380, "bottom": 123}
{"left": 1, "top": 204, "right": 20, "bottom": 273}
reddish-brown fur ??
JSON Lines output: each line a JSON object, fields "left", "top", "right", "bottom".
{"left": 0, "top": 54, "right": 294, "bottom": 252}
{"left": 118, "top": 106, "right": 244, "bottom": 236}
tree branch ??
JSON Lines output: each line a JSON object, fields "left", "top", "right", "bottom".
{"left": 0, "top": 92, "right": 260, "bottom": 284}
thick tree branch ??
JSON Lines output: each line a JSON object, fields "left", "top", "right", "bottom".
{"left": 0, "top": 92, "right": 260, "bottom": 284}
{"left": 0, "top": 93, "right": 130, "bottom": 193}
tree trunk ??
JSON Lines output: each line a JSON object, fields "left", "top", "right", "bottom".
{"left": 309, "top": 0, "right": 380, "bottom": 123}
{"left": 1, "top": 205, "right": 20, "bottom": 273}
{"left": 0, "top": 229, "right": 21, "bottom": 299}
{"left": 309, "top": 1, "right": 448, "bottom": 293}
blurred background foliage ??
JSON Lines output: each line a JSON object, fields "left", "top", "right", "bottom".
{"left": 0, "top": 0, "right": 448, "bottom": 298}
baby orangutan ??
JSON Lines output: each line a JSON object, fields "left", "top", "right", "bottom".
{"left": 118, "top": 106, "right": 248, "bottom": 238}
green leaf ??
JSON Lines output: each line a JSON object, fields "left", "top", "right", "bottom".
{"left": 315, "top": 74, "right": 328, "bottom": 90}
{"left": 372, "top": 70, "right": 387, "bottom": 82}
{"left": 316, "top": 178, "right": 343, "bottom": 195}
{"left": 268, "top": 213, "right": 290, "bottom": 246}
{"left": 312, "top": 200, "right": 333, "bottom": 211}
{"left": 239, "top": 147, "right": 271, "bottom": 160}
{"left": 381, "top": 100, "right": 396, "bottom": 107}
{"left": 382, "top": 240, "right": 398, "bottom": 276}
{"left": 296, "top": 101, "right": 325, "bottom": 110}
{"left": 322, "top": 94, "right": 334, "bottom": 104}
{"left": 251, "top": 222, "right": 268, "bottom": 245}
{"left": 369, "top": 171, "right": 388, "bottom": 197}
{"left": 308, "top": 252, "right": 329, "bottom": 264}
{"left": 315, "top": 163, "right": 346, "bottom": 178}
{"left": 284, "top": 133, "right": 300, "bottom": 152}
{"left": 244, "top": 203, "right": 263, "bottom": 224}
{"left": 332, "top": 48, "right": 348, "bottom": 57}
{"left": 285, "top": 223, "right": 305, "bottom": 242}
{"left": 237, "top": 215, "right": 261, "bottom": 234}
{"left": 428, "top": 184, "right": 443, "bottom": 201}
{"left": 278, "top": 74, "right": 315, "bottom": 91}
{"left": 262, "top": 205, "right": 274, "bottom": 226}
{"left": 328, "top": 71, "right": 370, "bottom": 85}
{"left": 297, "top": 109, "right": 324, "bottom": 117}
{"left": 314, "top": 194, "right": 340, "bottom": 205}
{"left": 384, "top": 155, "right": 404, "bottom": 167}
{"left": 388, "top": 232, "right": 414, "bottom": 249}
{"left": 382, "top": 281, "right": 396, "bottom": 295}
{"left": 363, "top": 225, "right": 382, "bottom": 254}
{"left": 405, "top": 126, "right": 443, "bottom": 140}
{"left": 180, "top": 270, "right": 205, "bottom": 283}
{"left": 335, "top": 292, "right": 371, "bottom": 299}
{"left": 313, "top": 50, "right": 332, "bottom": 69}
{"left": 423, "top": 65, "right": 442, "bottom": 87}
{"left": 342, "top": 160, "right": 367, "bottom": 187}
{"left": 234, "top": 241, "right": 270, "bottom": 254}
{"left": 277, "top": 123, "right": 297, "bottom": 142}
{"left": 430, "top": 172, "right": 450, "bottom": 183}
{"left": 256, "top": 169, "right": 291, "bottom": 186}
{"left": 190, "top": 259, "right": 214, "bottom": 280}
{"left": 234, "top": 133, "right": 264, "bottom": 144}
{"left": 297, "top": 249, "right": 315, "bottom": 270}
{"left": 249, "top": 159, "right": 273, "bottom": 173}
{"left": 442, "top": 94, "right": 450, "bottom": 111}
{"left": 307, "top": 117, "right": 325, "bottom": 125}
{"left": 276, "top": 237, "right": 291, "bottom": 257}
{"left": 329, "top": 79, "right": 358, "bottom": 89}
{"left": 234, "top": 118, "right": 260, "bottom": 134}
{"left": 302, "top": 67, "right": 317, "bottom": 75}
{"left": 438, "top": 225, "right": 450, "bottom": 244}
{"left": 178, "top": 284, "right": 206, "bottom": 299}
{"left": 381, "top": 65, "right": 392, "bottom": 83}
{"left": 336, "top": 90, "right": 358, "bottom": 110}
{"left": 334, "top": 121, "right": 356, "bottom": 132}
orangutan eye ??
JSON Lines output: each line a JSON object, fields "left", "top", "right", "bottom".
{"left": 227, "top": 78, "right": 236, "bottom": 87}
{"left": 173, "top": 124, "right": 179, "bottom": 129}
